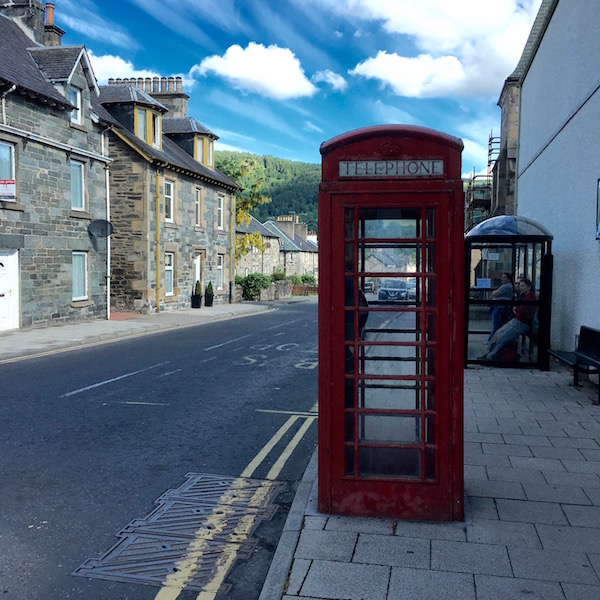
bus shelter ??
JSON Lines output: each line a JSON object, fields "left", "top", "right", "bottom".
{"left": 465, "top": 215, "right": 553, "bottom": 370}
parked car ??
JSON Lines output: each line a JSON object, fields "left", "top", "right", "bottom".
{"left": 408, "top": 279, "right": 417, "bottom": 301}
{"left": 363, "top": 281, "right": 375, "bottom": 293}
{"left": 378, "top": 279, "right": 408, "bottom": 301}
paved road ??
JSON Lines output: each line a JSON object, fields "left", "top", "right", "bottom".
{"left": 0, "top": 300, "right": 318, "bottom": 599}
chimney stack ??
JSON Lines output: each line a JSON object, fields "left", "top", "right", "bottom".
{"left": 44, "top": 2, "right": 65, "bottom": 46}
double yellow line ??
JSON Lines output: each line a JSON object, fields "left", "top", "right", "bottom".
{"left": 153, "top": 403, "right": 317, "bottom": 600}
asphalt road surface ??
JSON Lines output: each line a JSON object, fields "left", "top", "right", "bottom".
{"left": 0, "top": 298, "right": 318, "bottom": 600}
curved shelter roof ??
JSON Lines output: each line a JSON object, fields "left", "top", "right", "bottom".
{"left": 466, "top": 215, "right": 553, "bottom": 242}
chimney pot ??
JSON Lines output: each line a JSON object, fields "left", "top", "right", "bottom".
{"left": 137, "top": 78, "right": 143, "bottom": 89}
{"left": 176, "top": 76, "right": 182, "bottom": 93}
{"left": 168, "top": 76, "right": 175, "bottom": 92}
{"left": 108, "top": 78, "right": 115, "bottom": 86}
{"left": 116, "top": 78, "right": 122, "bottom": 85}
{"left": 144, "top": 78, "right": 151, "bottom": 92}
{"left": 152, "top": 77, "right": 159, "bottom": 93}
{"left": 160, "top": 77, "right": 167, "bottom": 92}
{"left": 45, "top": 2, "right": 55, "bottom": 26}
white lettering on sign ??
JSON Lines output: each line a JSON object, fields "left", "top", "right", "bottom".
{"left": 338, "top": 160, "right": 444, "bottom": 178}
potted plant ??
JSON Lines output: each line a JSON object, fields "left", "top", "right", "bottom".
{"left": 191, "top": 280, "right": 202, "bottom": 308}
{"left": 204, "top": 281, "right": 214, "bottom": 307}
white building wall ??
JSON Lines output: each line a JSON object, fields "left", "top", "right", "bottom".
{"left": 517, "top": 0, "right": 600, "bottom": 349}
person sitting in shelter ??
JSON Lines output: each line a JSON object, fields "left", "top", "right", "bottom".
{"left": 484, "top": 278, "right": 536, "bottom": 362}
{"left": 487, "top": 273, "right": 514, "bottom": 343}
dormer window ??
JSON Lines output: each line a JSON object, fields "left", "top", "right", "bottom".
{"left": 70, "top": 86, "right": 82, "bottom": 125}
{"left": 135, "top": 106, "right": 162, "bottom": 149}
{"left": 194, "top": 136, "right": 214, "bottom": 169}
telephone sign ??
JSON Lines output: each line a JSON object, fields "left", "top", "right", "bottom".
{"left": 318, "top": 125, "right": 465, "bottom": 521}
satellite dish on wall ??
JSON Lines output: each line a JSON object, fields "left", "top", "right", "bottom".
{"left": 88, "top": 219, "right": 114, "bottom": 238}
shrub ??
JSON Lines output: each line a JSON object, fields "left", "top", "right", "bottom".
{"left": 205, "top": 281, "right": 214, "bottom": 296}
{"left": 301, "top": 274, "right": 317, "bottom": 285}
{"left": 287, "top": 274, "right": 302, "bottom": 285}
{"left": 271, "top": 269, "right": 287, "bottom": 281}
{"left": 194, "top": 280, "right": 202, "bottom": 295}
{"left": 239, "top": 273, "right": 271, "bottom": 300}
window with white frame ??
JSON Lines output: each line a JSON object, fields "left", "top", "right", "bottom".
{"left": 217, "top": 254, "right": 224, "bottom": 290}
{"left": 152, "top": 112, "right": 161, "bottom": 148}
{"left": 164, "top": 179, "right": 174, "bottom": 222}
{"left": 208, "top": 140, "right": 214, "bottom": 166}
{"left": 217, "top": 194, "right": 224, "bottom": 230}
{"left": 196, "top": 137, "right": 204, "bottom": 163}
{"left": 0, "top": 141, "right": 16, "bottom": 201}
{"left": 70, "top": 160, "right": 85, "bottom": 211}
{"left": 70, "top": 87, "right": 82, "bottom": 125}
{"left": 137, "top": 108, "right": 147, "bottom": 141}
{"left": 72, "top": 251, "right": 88, "bottom": 300}
{"left": 165, "top": 252, "right": 174, "bottom": 296}
{"left": 195, "top": 188, "right": 202, "bottom": 227}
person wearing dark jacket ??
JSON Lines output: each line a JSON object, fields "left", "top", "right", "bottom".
{"left": 485, "top": 278, "right": 536, "bottom": 361}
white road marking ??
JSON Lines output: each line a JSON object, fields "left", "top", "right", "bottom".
{"left": 60, "top": 362, "right": 170, "bottom": 398}
{"left": 203, "top": 334, "right": 251, "bottom": 351}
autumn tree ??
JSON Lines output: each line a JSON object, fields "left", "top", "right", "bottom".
{"left": 215, "top": 154, "right": 272, "bottom": 262}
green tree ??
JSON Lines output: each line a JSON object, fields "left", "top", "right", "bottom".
{"left": 215, "top": 154, "right": 272, "bottom": 262}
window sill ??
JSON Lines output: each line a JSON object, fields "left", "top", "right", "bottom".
{"left": 71, "top": 299, "right": 94, "bottom": 308}
{"left": 69, "top": 122, "right": 87, "bottom": 133}
{"left": 165, "top": 222, "right": 177, "bottom": 229}
{"left": 164, "top": 294, "right": 177, "bottom": 303}
{"left": 195, "top": 225, "right": 206, "bottom": 232}
{"left": 0, "top": 200, "right": 25, "bottom": 212}
{"left": 70, "top": 210, "right": 92, "bottom": 219}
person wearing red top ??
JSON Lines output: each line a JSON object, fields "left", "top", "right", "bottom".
{"left": 485, "top": 278, "right": 536, "bottom": 361}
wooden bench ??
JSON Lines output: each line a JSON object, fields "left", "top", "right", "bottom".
{"left": 548, "top": 326, "right": 600, "bottom": 404}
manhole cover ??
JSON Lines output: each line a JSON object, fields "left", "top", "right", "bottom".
{"left": 74, "top": 473, "right": 281, "bottom": 593}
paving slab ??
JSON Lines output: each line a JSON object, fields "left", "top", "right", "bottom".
{"left": 561, "top": 582, "right": 600, "bottom": 600}
{"left": 562, "top": 505, "right": 600, "bottom": 527}
{"left": 509, "top": 547, "right": 599, "bottom": 585}
{"left": 294, "top": 529, "right": 357, "bottom": 562}
{"left": 353, "top": 533, "right": 430, "bottom": 568}
{"left": 431, "top": 540, "right": 512, "bottom": 576}
{"left": 475, "top": 574, "right": 565, "bottom": 600}
{"left": 299, "top": 560, "right": 390, "bottom": 600}
{"left": 324, "top": 515, "right": 394, "bottom": 535}
{"left": 466, "top": 520, "right": 541, "bottom": 548}
{"left": 496, "top": 499, "right": 568, "bottom": 525}
{"left": 536, "top": 524, "right": 600, "bottom": 553}
{"left": 522, "top": 481, "right": 591, "bottom": 505}
{"left": 394, "top": 520, "right": 466, "bottom": 542}
{"left": 388, "top": 568, "right": 475, "bottom": 600}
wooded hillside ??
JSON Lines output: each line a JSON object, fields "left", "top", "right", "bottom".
{"left": 215, "top": 151, "right": 320, "bottom": 232}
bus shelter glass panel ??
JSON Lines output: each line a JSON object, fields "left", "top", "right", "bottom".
{"left": 344, "top": 206, "right": 438, "bottom": 480}
{"left": 467, "top": 242, "right": 541, "bottom": 364}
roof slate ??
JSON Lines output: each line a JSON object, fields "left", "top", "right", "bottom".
{"left": 98, "top": 84, "right": 168, "bottom": 112}
{"left": 237, "top": 215, "right": 278, "bottom": 237}
{"left": 28, "top": 45, "right": 84, "bottom": 81}
{"left": 163, "top": 117, "right": 216, "bottom": 137}
{"left": 0, "top": 15, "right": 72, "bottom": 109}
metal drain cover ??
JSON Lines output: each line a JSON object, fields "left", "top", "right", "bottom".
{"left": 74, "top": 473, "right": 281, "bottom": 593}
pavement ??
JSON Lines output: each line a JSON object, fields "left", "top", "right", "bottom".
{"left": 2, "top": 307, "right": 600, "bottom": 599}
{"left": 0, "top": 301, "right": 275, "bottom": 362}
{"left": 261, "top": 366, "right": 600, "bottom": 600}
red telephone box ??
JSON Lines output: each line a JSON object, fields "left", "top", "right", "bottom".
{"left": 318, "top": 125, "right": 465, "bottom": 521}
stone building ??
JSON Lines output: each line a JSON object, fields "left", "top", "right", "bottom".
{"left": 0, "top": 1, "right": 112, "bottom": 331}
{"left": 236, "top": 216, "right": 280, "bottom": 276}
{"left": 99, "top": 78, "right": 238, "bottom": 312}
{"left": 263, "top": 216, "right": 318, "bottom": 280}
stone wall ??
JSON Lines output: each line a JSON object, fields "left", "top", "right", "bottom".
{"left": 108, "top": 134, "right": 234, "bottom": 313}
{"left": 0, "top": 71, "right": 108, "bottom": 328}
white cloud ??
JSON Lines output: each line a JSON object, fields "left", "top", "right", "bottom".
{"left": 87, "top": 52, "right": 159, "bottom": 84}
{"left": 308, "top": 0, "right": 542, "bottom": 98}
{"left": 312, "top": 69, "right": 348, "bottom": 92}
{"left": 304, "top": 121, "right": 324, "bottom": 133}
{"left": 87, "top": 51, "right": 194, "bottom": 89}
{"left": 192, "top": 43, "right": 317, "bottom": 100}
{"left": 350, "top": 52, "right": 465, "bottom": 98}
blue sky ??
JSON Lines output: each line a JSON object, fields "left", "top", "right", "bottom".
{"left": 55, "top": 0, "right": 542, "bottom": 175}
